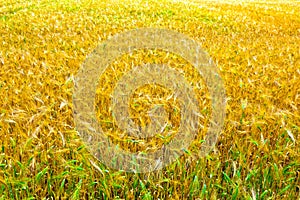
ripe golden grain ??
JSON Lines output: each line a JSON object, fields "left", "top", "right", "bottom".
{"left": 0, "top": 0, "right": 299, "bottom": 199}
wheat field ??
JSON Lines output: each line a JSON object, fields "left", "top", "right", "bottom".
{"left": 0, "top": 0, "right": 299, "bottom": 199}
